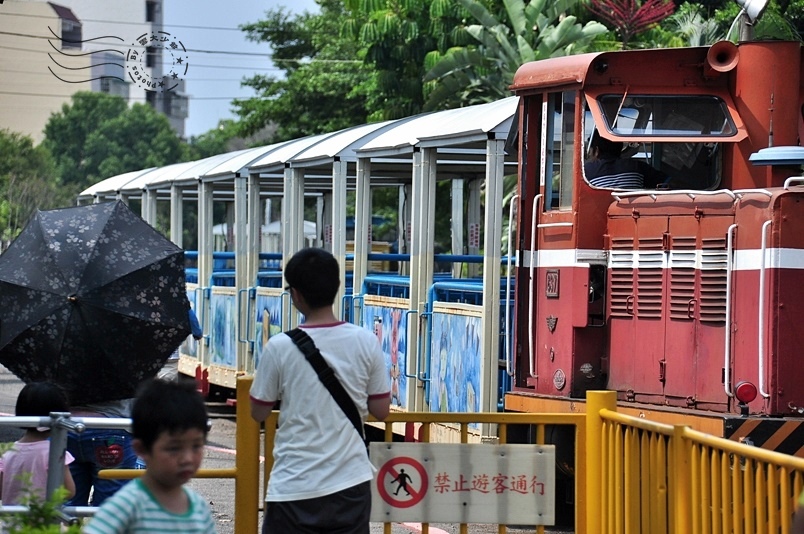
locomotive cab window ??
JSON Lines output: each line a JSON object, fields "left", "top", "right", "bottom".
{"left": 597, "top": 95, "right": 736, "bottom": 137}
{"left": 544, "top": 91, "right": 576, "bottom": 210}
{"left": 582, "top": 94, "right": 733, "bottom": 191}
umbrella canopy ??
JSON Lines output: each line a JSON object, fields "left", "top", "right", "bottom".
{"left": 0, "top": 201, "right": 191, "bottom": 404}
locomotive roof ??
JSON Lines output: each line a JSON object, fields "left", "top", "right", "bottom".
{"left": 511, "top": 52, "right": 602, "bottom": 94}
{"left": 511, "top": 47, "right": 713, "bottom": 94}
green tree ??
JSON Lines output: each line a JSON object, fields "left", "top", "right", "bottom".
{"left": 0, "top": 130, "right": 65, "bottom": 246}
{"left": 184, "top": 119, "right": 243, "bottom": 160}
{"left": 711, "top": 0, "right": 801, "bottom": 41}
{"left": 780, "top": 0, "right": 804, "bottom": 37}
{"left": 233, "top": 0, "right": 373, "bottom": 141}
{"left": 43, "top": 92, "right": 187, "bottom": 195}
{"left": 42, "top": 92, "right": 127, "bottom": 191}
{"left": 423, "top": 0, "right": 608, "bottom": 110}
{"left": 620, "top": 2, "right": 715, "bottom": 48}
{"left": 662, "top": 3, "right": 719, "bottom": 46}
{"left": 342, "top": 0, "right": 471, "bottom": 121}
{"left": 82, "top": 103, "right": 185, "bottom": 182}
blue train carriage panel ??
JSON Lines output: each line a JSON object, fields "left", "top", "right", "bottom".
{"left": 362, "top": 295, "right": 409, "bottom": 411}
{"left": 208, "top": 286, "right": 238, "bottom": 388}
{"left": 252, "top": 288, "right": 287, "bottom": 372}
{"left": 428, "top": 302, "right": 482, "bottom": 425}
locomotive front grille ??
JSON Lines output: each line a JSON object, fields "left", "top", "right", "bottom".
{"left": 670, "top": 236, "right": 697, "bottom": 320}
{"left": 610, "top": 238, "right": 635, "bottom": 317}
{"left": 699, "top": 237, "right": 728, "bottom": 323}
{"left": 637, "top": 238, "right": 664, "bottom": 318}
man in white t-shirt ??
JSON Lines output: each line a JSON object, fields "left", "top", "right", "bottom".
{"left": 250, "top": 248, "right": 391, "bottom": 534}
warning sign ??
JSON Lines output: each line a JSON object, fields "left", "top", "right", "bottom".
{"left": 370, "top": 442, "right": 556, "bottom": 525}
{"left": 376, "top": 456, "right": 428, "bottom": 508}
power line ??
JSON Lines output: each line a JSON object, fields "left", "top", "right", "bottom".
{"left": 0, "top": 10, "right": 324, "bottom": 34}
{"left": 0, "top": 65, "right": 256, "bottom": 81}
{"left": 0, "top": 90, "right": 250, "bottom": 101}
{"left": 0, "top": 41, "right": 355, "bottom": 71}
{"left": 0, "top": 30, "right": 275, "bottom": 58}
{"left": 0, "top": 47, "right": 284, "bottom": 72}
{"left": 0, "top": 11, "right": 254, "bottom": 32}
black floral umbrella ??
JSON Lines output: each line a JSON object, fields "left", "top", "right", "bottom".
{"left": 0, "top": 201, "right": 190, "bottom": 404}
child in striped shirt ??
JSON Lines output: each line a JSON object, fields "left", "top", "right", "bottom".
{"left": 84, "top": 379, "right": 215, "bottom": 534}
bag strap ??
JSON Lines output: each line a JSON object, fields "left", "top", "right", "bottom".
{"left": 286, "top": 328, "right": 366, "bottom": 445}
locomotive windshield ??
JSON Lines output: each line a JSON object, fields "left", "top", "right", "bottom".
{"left": 581, "top": 94, "right": 732, "bottom": 191}
{"left": 596, "top": 95, "right": 737, "bottom": 137}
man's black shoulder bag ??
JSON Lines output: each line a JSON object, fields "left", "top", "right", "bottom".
{"left": 286, "top": 328, "right": 367, "bottom": 448}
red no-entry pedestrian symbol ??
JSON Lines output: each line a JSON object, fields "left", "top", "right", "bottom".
{"left": 376, "top": 456, "right": 428, "bottom": 508}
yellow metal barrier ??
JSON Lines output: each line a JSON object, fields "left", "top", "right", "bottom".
{"left": 238, "top": 376, "right": 588, "bottom": 534}
{"left": 592, "top": 389, "right": 804, "bottom": 534}
{"left": 235, "top": 375, "right": 261, "bottom": 534}
{"left": 81, "top": 380, "right": 790, "bottom": 533}
{"left": 97, "top": 383, "right": 804, "bottom": 534}
{"left": 100, "top": 378, "right": 262, "bottom": 534}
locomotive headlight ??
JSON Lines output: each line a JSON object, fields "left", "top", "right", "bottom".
{"left": 735, "top": 381, "right": 758, "bottom": 404}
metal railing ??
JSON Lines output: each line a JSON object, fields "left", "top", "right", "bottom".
{"left": 0, "top": 411, "right": 246, "bottom": 528}
{"left": 8, "top": 383, "right": 804, "bottom": 533}
{"left": 238, "top": 380, "right": 804, "bottom": 534}
{"left": 236, "top": 375, "right": 587, "bottom": 534}
{"left": 592, "top": 391, "right": 804, "bottom": 534}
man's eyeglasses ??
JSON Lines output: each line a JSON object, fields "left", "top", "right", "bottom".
{"left": 284, "top": 285, "right": 291, "bottom": 291}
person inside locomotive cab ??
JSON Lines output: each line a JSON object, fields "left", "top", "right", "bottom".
{"left": 584, "top": 130, "right": 670, "bottom": 190}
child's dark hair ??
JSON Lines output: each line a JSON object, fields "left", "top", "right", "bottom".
{"left": 16, "top": 382, "right": 70, "bottom": 431}
{"left": 283, "top": 247, "right": 340, "bottom": 308}
{"left": 132, "top": 378, "right": 209, "bottom": 450}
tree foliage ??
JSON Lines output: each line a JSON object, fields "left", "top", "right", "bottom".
{"left": 2, "top": 484, "right": 80, "bottom": 534}
{"left": 42, "top": 92, "right": 127, "bottom": 191}
{"left": 233, "top": 0, "right": 373, "bottom": 141}
{"left": 710, "top": 0, "right": 802, "bottom": 41}
{"left": 423, "top": 0, "right": 608, "bottom": 110}
{"left": 81, "top": 103, "right": 184, "bottom": 181}
{"left": 0, "top": 130, "right": 65, "bottom": 247}
{"left": 341, "top": 0, "right": 468, "bottom": 121}
{"left": 667, "top": 3, "right": 721, "bottom": 46}
{"left": 42, "top": 92, "right": 184, "bottom": 195}
{"left": 184, "top": 119, "right": 243, "bottom": 160}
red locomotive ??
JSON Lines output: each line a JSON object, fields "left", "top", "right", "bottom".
{"left": 505, "top": 39, "right": 804, "bottom": 456}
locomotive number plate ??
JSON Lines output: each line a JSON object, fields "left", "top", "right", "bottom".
{"left": 545, "top": 270, "right": 559, "bottom": 298}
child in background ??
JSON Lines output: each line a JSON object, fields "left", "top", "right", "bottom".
{"left": 84, "top": 378, "right": 215, "bottom": 534}
{"left": 0, "top": 382, "right": 76, "bottom": 504}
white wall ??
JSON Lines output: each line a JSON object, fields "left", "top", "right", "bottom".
{"left": 0, "top": 1, "right": 91, "bottom": 143}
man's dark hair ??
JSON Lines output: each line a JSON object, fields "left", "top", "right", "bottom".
{"left": 590, "top": 130, "right": 624, "bottom": 159}
{"left": 16, "top": 382, "right": 69, "bottom": 430}
{"left": 283, "top": 247, "right": 340, "bottom": 309}
{"left": 132, "top": 378, "right": 208, "bottom": 450}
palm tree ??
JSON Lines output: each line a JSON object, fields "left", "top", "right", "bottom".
{"left": 423, "top": 0, "right": 607, "bottom": 111}
{"left": 672, "top": 8, "right": 720, "bottom": 46}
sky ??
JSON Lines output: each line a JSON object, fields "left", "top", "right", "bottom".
{"left": 162, "top": 0, "right": 320, "bottom": 139}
